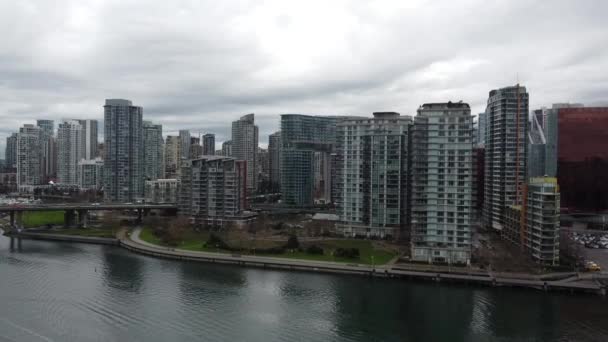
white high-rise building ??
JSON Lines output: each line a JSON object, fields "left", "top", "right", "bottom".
{"left": 57, "top": 120, "right": 84, "bottom": 185}
{"left": 231, "top": 114, "right": 258, "bottom": 192}
{"left": 16, "top": 124, "right": 42, "bottom": 187}
{"left": 336, "top": 112, "right": 412, "bottom": 238}
{"left": 411, "top": 102, "right": 474, "bottom": 264}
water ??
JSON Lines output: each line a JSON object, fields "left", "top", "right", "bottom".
{"left": 1, "top": 235, "right": 607, "bottom": 342}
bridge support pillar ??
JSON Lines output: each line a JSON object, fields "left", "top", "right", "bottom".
{"left": 15, "top": 211, "right": 23, "bottom": 230}
{"left": 77, "top": 210, "right": 88, "bottom": 228}
{"left": 64, "top": 210, "right": 76, "bottom": 228}
{"left": 9, "top": 211, "right": 15, "bottom": 228}
{"left": 137, "top": 209, "right": 143, "bottom": 224}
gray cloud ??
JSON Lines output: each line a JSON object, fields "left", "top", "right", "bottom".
{"left": 1, "top": 0, "right": 607, "bottom": 155}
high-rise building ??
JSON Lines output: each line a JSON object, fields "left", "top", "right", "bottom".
{"left": 189, "top": 136, "right": 202, "bottom": 159}
{"left": 179, "top": 130, "right": 191, "bottom": 160}
{"left": 5, "top": 133, "right": 18, "bottom": 169}
{"left": 503, "top": 177, "right": 560, "bottom": 266}
{"left": 143, "top": 121, "right": 164, "bottom": 180}
{"left": 280, "top": 114, "right": 344, "bottom": 207}
{"left": 336, "top": 112, "right": 412, "bottom": 238}
{"left": 45, "top": 137, "right": 57, "bottom": 180}
{"left": 483, "top": 85, "right": 529, "bottom": 231}
{"left": 268, "top": 131, "right": 281, "bottom": 192}
{"left": 556, "top": 106, "right": 608, "bottom": 212}
{"left": 97, "top": 143, "right": 105, "bottom": 160}
{"left": 36, "top": 119, "right": 54, "bottom": 181}
{"left": 16, "top": 124, "right": 42, "bottom": 187}
{"left": 221, "top": 140, "right": 232, "bottom": 156}
{"left": 179, "top": 156, "right": 248, "bottom": 227}
{"left": 164, "top": 135, "right": 180, "bottom": 179}
{"left": 203, "top": 134, "right": 215, "bottom": 156}
{"left": 57, "top": 120, "right": 84, "bottom": 185}
{"left": 231, "top": 114, "right": 258, "bottom": 192}
{"left": 103, "top": 99, "right": 144, "bottom": 202}
{"left": 411, "top": 103, "right": 474, "bottom": 264}
{"left": 145, "top": 179, "right": 179, "bottom": 204}
{"left": 78, "top": 158, "right": 104, "bottom": 190}
{"left": 256, "top": 147, "right": 270, "bottom": 192}
{"left": 476, "top": 112, "right": 486, "bottom": 147}
{"left": 527, "top": 111, "right": 547, "bottom": 178}
{"left": 76, "top": 119, "right": 98, "bottom": 160}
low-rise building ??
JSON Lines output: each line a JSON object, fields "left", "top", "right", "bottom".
{"left": 145, "top": 179, "right": 179, "bottom": 204}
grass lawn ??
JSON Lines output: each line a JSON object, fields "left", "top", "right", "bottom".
{"left": 139, "top": 226, "right": 214, "bottom": 252}
{"left": 139, "top": 226, "right": 397, "bottom": 265}
{"left": 258, "top": 239, "right": 396, "bottom": 265}
{"left": 38, "top": 228, "right": 116, "bottom": 238}
{"left": 22, "top": 211, "right": 65, "bottom": 228}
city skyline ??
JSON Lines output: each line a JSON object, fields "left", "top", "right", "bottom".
{"left": 1, "top": 1, "right": 608, "bottom": 155}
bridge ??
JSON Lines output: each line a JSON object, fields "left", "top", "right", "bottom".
{"left": 0, "top": 203, "right": 178, "bottom": 230}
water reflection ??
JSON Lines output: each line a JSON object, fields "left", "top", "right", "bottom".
{"left": 101, "top": 245, "right": 144, "bottom": 292}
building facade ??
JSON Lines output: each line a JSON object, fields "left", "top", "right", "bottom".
{"left": 164, "top": 135, "right": 180, "bottom": 179}
{"left": 528, "top": 111, "right": 547, "bottom": 178}
{"left": 483, "top": 85, "right": 529, "bottom": 231}
{"left": 57, "top": 120, "right": 84, "bottom": 185}
{"left": 231, "top": 114, "right": 258, "bottom": 192}
{"left": 221, "top": 140, "right": 232, "bottom": 156}
{"left": 268, "top": 131, "right": 281, "bottom": 192}
{"left": 75, "top": 119, "right": 98, "bottom": 160}
{"left": 555, "top": 106, "right": 608, "bottom": 212}
{"left": 411, "top": 103, "right": 474, "bottom": 264}
{"left": 280, "top": 114, "right": 342, "bottom": 207}
{"left": 78, "top": 158, "right": 104, "bottom": 190}
{"left": 143, "top": 121, "right": 164, "bottom": 180}
{"left": 37, "top": 119, "right": 54, "bottom": 181}
{"left": 103, "top": 99, "right": 144, "bottom": 202}
{"left": 203, "top": 134, "right": 215, "bottom": 156}
{"left": 179, "top": 156, "right": 248, "bottom": 227}
{"left": 16, "top": 124, "right": 42, "bottom": 187}
{"left": 190, "top": 137, "right": 202, "bottom": 159}
{"left": 336, "top": 112, "right": 412, "bottom": 238}
{"left": 179, "top": 130, "right": 191, "bottom": 161}
{"left": 476, "top": 112, "right": 486, "bottom": 147}
{"left": 502, "top": 177, "right": 560, "bottom": 266}
{"left": 145, "top": 179, "right": 179, "bottom": 204}
{"left": 5, "top": 133, "right": 17, "bottom": 169}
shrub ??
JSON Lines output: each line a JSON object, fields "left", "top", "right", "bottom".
{"left": 306, "top": 245, "right": 324, "bottom": 255}
{"left": 334, "top": 248, "right": 360, "bottom": 259}
{"left": 255, "top": 246, "right": 286, "bottom": 254}
{"left": 286, "top": 235, "right": 299, "bottom": 249}
{"left": 205, "top": 233, "right": 231, "bottom": 250}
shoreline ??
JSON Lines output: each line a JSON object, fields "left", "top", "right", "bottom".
{"left": 7, "top": 229, "right": 607, "bottom": 296}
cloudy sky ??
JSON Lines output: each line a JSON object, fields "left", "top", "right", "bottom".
{"left": 1, "top": 0, "right": 607, "bottom": 156}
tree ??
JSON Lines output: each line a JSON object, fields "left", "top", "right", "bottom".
{"left": 163, "top": 216, "right": 190, "bottom": 246}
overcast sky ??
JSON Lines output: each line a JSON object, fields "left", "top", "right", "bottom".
{"left": 1, "top": 0, "right": 607, "bottom": 156}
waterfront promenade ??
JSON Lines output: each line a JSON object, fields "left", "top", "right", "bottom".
{"left": 121, "top": 228, "right": 607, "bottom": 296}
